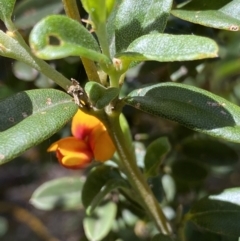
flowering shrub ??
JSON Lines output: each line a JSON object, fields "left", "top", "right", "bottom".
{"left": 1, "top": 0, "right": 240, "bottom": 240}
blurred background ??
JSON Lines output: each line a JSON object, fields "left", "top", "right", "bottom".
{"left": 1, "top": 0, "right": 240, "bottom": 240}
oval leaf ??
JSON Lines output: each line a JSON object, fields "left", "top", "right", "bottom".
{"left": 171, "top": 159, "right": 208, "bottom": 184}
{"left": 30, "top": 177, "right": 84, "bottom": 210}
{"left": 172, "top": 0, "right": 240, "bottom": 31}
{"left": 117, "top": 34, "right": 218, "bottom": 66}
{"left": 14, "top": 0, "right": 63, "bottom": 29}
{"left": 0, "top": 0, "right": 16, "bottom": 22}
{"left": 83, "top": 202, "right": 117, "bottom": 241}
{"left": 144, "top": 137, "right": 171, "bottom": 177}
{"left": 125, "top": 82, "right": 240, "bottom": 143}
{"left": 0, "top": 89, "right": 77, "bottom": 164}
{"left": 85, "top": 81, "right": 119, "bottom": 109}
{"left": 29, "top": 15, "right": 110, "bottom": 65}
{"left": 82, "top": 165, "right": 128, "bottom": 210}
{"left": 115, "top": 0, "right": 173, "bottom": 52}
{"left": 180, "top": 137, "right": 238, "bottom": 166}
{"left": 186, "top": 188, "right": 240, "bottom": 237}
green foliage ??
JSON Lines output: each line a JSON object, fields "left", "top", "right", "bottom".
{"left": 0, "top": 0, "right": 16, "bottom": 22}
{"left": 172, "top": 0, "right": 240, "bottom": 31}
{"left": 117, "top": 34, "right": 218, "bottom": 66}
{"left": 125, "top": 82, "right": 240, "bottom": 143}
{"left": 0, "top": 89, "right": 77, "bottom": 164}
{"left": 29, "top": 15, "right": 110, "bottom": 64}
{"left": 1, "top": 0, "right": 240, "bottom": 240}
{"left": 85, "top": 81, "right": 119, "bottom": 109}
{"left": 81, "top": 165, "right": 129, "bottom": 214}
{"left": 83, "top": 202, "right": 117, "bottom": 241}
{"left": 30, "top": 177, "right": 84, "bottom": 210}
{"left": 186, "top": 188, "right": 240, "bottom": 237}
{"left": 144, "top": 137, "right": 171, "bottom": 177}
{"left": 115, "top": 0, "right": 173, "bottom": 52}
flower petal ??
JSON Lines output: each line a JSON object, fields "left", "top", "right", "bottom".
{"left": 48, "top": 137, "right": 93, "bottom": 169}
{"left": 71, "top": 110, "right": 101, "bottom": 139}
{"left": 90, "top": 128, "right": 115, "bottom": 162}
{"left": 59, "top": 151, "right": 92, "bottom": 169}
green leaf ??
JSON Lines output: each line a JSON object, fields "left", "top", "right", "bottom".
{"left": 29, "top": 15, "right": 110, "bottom": 65}
{"left": 186, "top": 188, "right": 240, "bottom": 237}
{"left": 82, "top": 165, "right": 129, "bottom": 211}
{"left": 171, "top": 0, "right": 240, "bottom": 31}
{"left": 115, "top": 0, "right": 173, "bottom": 53}
{"left": 116, "top": 34, "right": 218, "bottom": 67}
{"left": 171, "top": 159, "right": 208, "bottom": 184}
{"left": 0, "top": 30, "right": 71, "bottom": 90}
{"left": 14, "top": 0, "right": 63, "bottom": 29}
{"left": 81, "top": 0, "right": 106, "bottom": 23}
{"left": 152, "top": 233, "right": 178, "bottom": 241}
{"left": 85, "top": 81, "right": 119, "bottom": 109}
{"left": 0, "top": 89, "right": 77, "bottom": 164}
{"left": 0, "top": 0, "right": 16, "bottom": 22}
{"left": 83, "top": 202, "right": 117, "bottom": 241}
{"left": 0, "top": 216, "right": 8, "bottom": 237}
{"left": 180, "top": 137, "right": 238, "bottom": 166}
{"left": 30, "top": 177, "right": 84, "bottom": 210}
{"left": 144, "top": 137, "right": 171, "bottom": 177}
{"left": 125, "top": 82, "right": 240, "bottom": 143}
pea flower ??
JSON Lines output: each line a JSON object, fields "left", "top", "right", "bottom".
{"left": 48, "top": 110, "right": 115, "bottom": 169}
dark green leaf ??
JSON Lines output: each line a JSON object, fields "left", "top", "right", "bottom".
{"left": 83, "top": 202, "right": 117, "bottom": 241}
{"left": 152, "top": 233, "right": 178, "bottom": 241}
{"left": 0, "top": 89, "right": 77, "bottom": 164}
{"left": 125, "top": 82, "right": 240, "bottom": 143}
{"left": 115, "top": 0, "right": 173, "bottom": 52}
{"left": 181, "top": 137, "right": 238, "bottom": 166}
{"left": 0, "top": 0, "right": 16, "bottom": 22}
{"left": 14, "top": 0, "right": 63, "bottom": 29}
{"left": 29, "top": 15, "right": 110, "bottom": 65}
{"left": 171, "top": 159, "right": 208, "bottom": 183}
{"left": 172, "top": 0, "right": 240, "bottom": 31}
{"left": 117, "top": 34, "right": 218, "bottom": 67}
{"left": 144, "top": 137, "right": 171, "bottom": 177}
{"left": 85, "top": 81, "right": 119, "bottom": 109}
{"left": 30, "top": 177, "right": 84, "bottom": 210}
{"left": 82, "top": 165, "right": 128, "bottom": 210}
{"left": 186, "top": 188, "right": 240, "bottom": 237}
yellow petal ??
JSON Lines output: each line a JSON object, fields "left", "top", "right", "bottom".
{"left": 48, "top": 137, "right": 94, "bottom": 169}
{"left": 71, "top": 110, "right": 102, "bottom": 139}
{"left": 60, "top": 152, "right": 92, "bottom": 169}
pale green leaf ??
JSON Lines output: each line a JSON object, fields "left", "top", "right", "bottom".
{"left": 172, "top": 0, "right": 240, "bottom": 31}
{"left": 30, "top": 177, "right": 84, "bottom": 210}
{"left": 0, "top": 89, "right": 77, "bottom": 164}
{"left": 29, "top": 15, "right": 110, "bottom": 65}
{"left": 117, "top": 34, "right": 218, "bottom": 67}
{"left": 83, "top": 202, "right": 117, "bottom": 241}
{"left": 0, "top": 0, "right": 16, "bottom": 22}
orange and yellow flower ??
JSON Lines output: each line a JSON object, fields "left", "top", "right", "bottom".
{"left": 48, "top": 110, "right": 115, "bottom": 169}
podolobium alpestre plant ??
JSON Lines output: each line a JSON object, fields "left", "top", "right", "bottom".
{"left": 1, "top": 0, "right": 240, "bottom": 240}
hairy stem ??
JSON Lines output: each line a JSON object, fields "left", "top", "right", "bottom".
{"left": 62, "top": 0, "right": 100, "bottom": 83}
{"left": 102, "top": 111, "right": 172, "bottom": 235}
